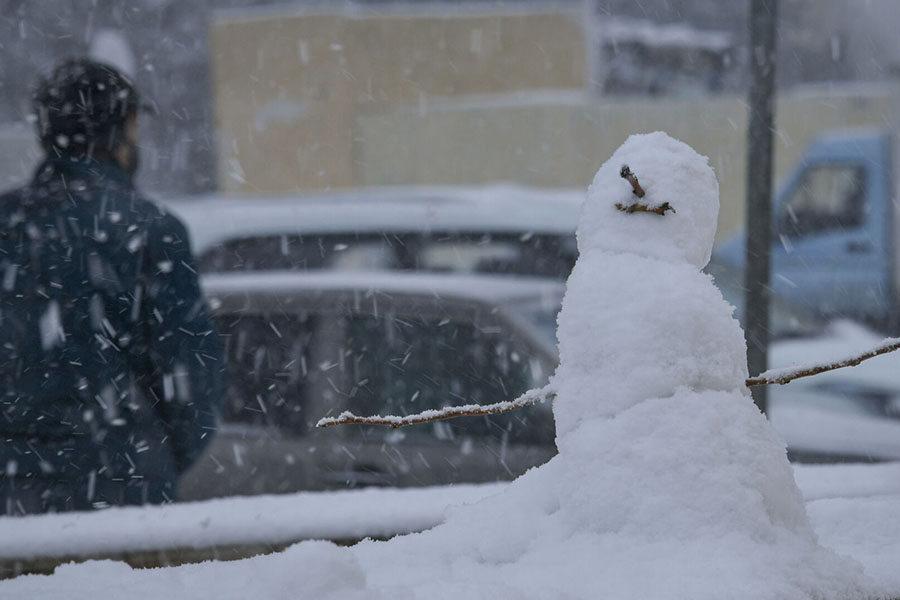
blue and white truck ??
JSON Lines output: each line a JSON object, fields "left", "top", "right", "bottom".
{"left": 713, "top": 128, "right": 900, "bottom": 331}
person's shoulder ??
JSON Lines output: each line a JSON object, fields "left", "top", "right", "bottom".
{"left": 0, "top": 183, "right": 41, "bottom": 223}
{"left": 0, "top": 183, "right": 31, "bottom": 207}
{"left": 129, "top": 193, "right": 175, "bottom": 223}
{"left": 129, "top": 194, "right": 193, "bottom": 253}
{"left": 0, "top": 183, "right": 22, "bottom": 200}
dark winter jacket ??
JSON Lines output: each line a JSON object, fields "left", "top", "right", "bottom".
{"left": 0, "top": 156, "right": 225, "bottom": 514}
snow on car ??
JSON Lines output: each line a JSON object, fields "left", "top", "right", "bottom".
{"left": 163, "top": 185, "right": 581, "bottom": 279}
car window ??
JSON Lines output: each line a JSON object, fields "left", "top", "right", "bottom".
{"left": 778, "top": 165, "right": 866, "bottom": 238}
{"left": 216, "top": 312, "right": 324, "bottom": 432}
{"left": 214, "top": 307, "right": 555, "bottom": 446}
{"left": 198, "top": 232, "right": 576, "bottom": 279}
{"left": 515, "top": 305, "right": 562, "bottom": 350}
{"left": 413, "top": 233, "right": 576, "bottom": 278}
{"left": 199, "top": 234, "right": 399, "bottom": 272}
{"left": 341, "top": 312, "right": 555, "bottom": 445}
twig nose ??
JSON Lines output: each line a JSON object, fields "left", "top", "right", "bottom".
{"left": 620, "top": 165, "right": 645, "bottom": 198}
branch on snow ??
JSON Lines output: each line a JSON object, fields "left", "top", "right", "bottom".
{"left": 746, "top": 336, "right": 900, "bottom": 387}
{"left": 316, "top": 387, "right": 556, "bottom": 429}
{"left": 614, "top": 201, "right": 675, "bottom": 216}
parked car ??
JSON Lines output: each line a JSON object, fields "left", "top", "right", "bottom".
{"left": 164, "top": 185, "right": 581, "bottom": 279}
{"left": 179, "top": 271, "right": 563, "bottom": 501}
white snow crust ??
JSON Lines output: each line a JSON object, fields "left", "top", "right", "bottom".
{"left": 2, "top": 465, "right": 900, "bottom": 599}
{"left": 0, "top": 484, "right": 501, "bottom": 562}
{"left": 1, "top": 133, "right": 885, "bottom": 600}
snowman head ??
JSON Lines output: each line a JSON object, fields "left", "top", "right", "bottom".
{"left": 580, "top": 132, "right": 719, "bottom": 269}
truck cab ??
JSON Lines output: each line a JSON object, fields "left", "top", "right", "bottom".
{"left": 713, "top": 129, "right": 895, "bottom": 329}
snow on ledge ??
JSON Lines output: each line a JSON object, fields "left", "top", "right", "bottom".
{"left": 0, "top": 483, "right": 503, "bottom": 561}
{"left": 4, "top": 464, "right": 900, "bottom": 564}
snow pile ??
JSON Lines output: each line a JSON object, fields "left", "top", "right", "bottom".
{"left": 0, "top": 133, "right": 879, "bottom": 599}
{"left": 795, "top": 462, "right": 900, "bottom": 592}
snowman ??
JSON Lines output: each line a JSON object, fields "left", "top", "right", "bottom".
{"left": 347, "top": 132, "right": 872, "bottom": 599}
{"left": 512, "top": 131, "right": 868, "bottom": 597}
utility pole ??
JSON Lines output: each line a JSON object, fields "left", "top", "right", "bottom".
{"left": 745, "top": 0, "right": 778, "bottom": 414}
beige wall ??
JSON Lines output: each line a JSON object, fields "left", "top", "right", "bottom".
{"left": 210, "top": 6, "right": 894, "bottom": 241}
{"left": 210, "top": 6, "right": 589, "bottom": 193}
{"left": 355, "top": 90, "right": 892, "bottom": 240}
{"left": 354, "top": 98, "right": 742, "bottom": 226}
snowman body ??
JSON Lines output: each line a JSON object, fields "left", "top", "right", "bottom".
{"left": 542, "top": 131, "right": 821, "bottom": 544}
{"left": 554, "top": 131, "right": 747, "bottom": 437}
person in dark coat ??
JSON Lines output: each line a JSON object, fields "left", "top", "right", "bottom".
{"left": 0, "top": 59, "right": 226, "bottom": 514}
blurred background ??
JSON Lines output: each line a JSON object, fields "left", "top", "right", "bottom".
{"left": 0, "top": 0, "right": 897, "bottom": 232}
{"left": 4, "top": 0, "right": 900, "bottom": 496}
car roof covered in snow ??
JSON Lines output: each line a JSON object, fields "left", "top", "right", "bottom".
{"left": 163, "top": 185, "right": 583, "bottom": 254}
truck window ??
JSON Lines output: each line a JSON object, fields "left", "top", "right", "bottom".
{"left": 779, "top": 165, "right": 865, "bottom": 238}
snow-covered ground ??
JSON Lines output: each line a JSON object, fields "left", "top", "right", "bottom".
{"left": 798, "top": 462, "right": 900, "bottom": 593}
{"left": 0, "top": 463, "right": 898, "bottom": 598}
